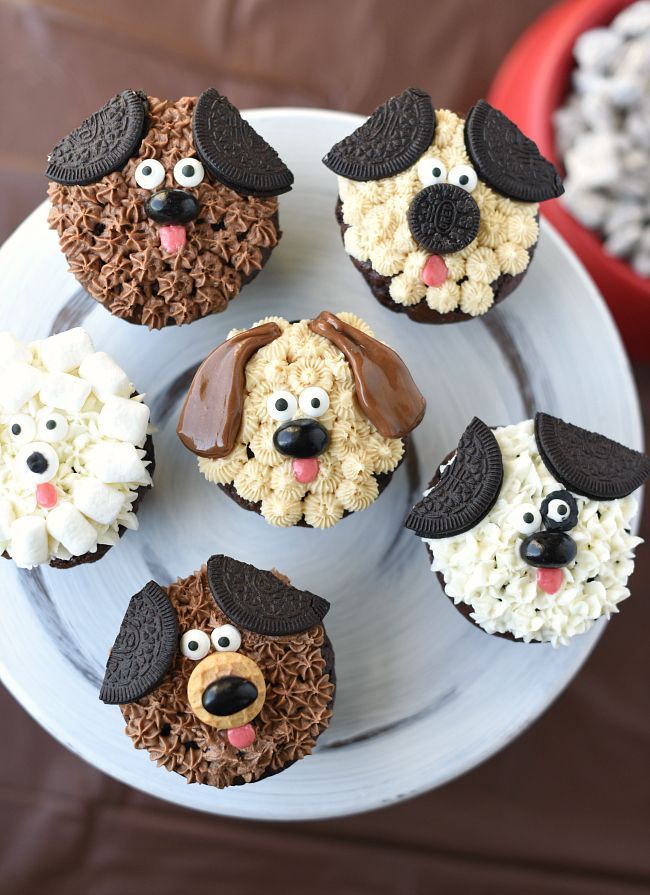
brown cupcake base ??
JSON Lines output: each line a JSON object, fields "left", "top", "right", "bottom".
{"left": 335, "top": 199, "right": 535, "bottom": 324}
{"left": 3, "top": 435, "right": 155, "bottom": 570}
{"left": 218, "top": 441, "right": 406, "bottom": 528}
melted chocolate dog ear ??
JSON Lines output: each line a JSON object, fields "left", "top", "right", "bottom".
{"left": 535, "top": 412, "right": 650, "bottom": 500}
{"left": 46, "top": 89, "right": 148, "bottom": 186}
{"left": 99, "top": 582, "right": 178, "bottom": 705}
{"left": 405, "top": 418, "right": 503, "bottom": 538}
{"left": 322, "top": 87, "right": 436, "bottom": 181}
{"left": 207, "top": 555, "right": 330, "bottom": 636}
{"left": 193, "top": 88, "right": 294, "bottom": 197}
{"left": 465, "top": 99, "right": 564, "bottom": 202}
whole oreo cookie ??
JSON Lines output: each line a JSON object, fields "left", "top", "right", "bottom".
{"left": 407, "top": 183, "right": 481, "bottom": 255}
{"left": 207, "top": 554, "right": 330, "bottom": 636}
{"left": 100, "top": 582, "right": 178, "bottom": 705}
{"left": 405, "top": 417, "right": 503, "bottom": 538}
{"left": 465, "top": 100, "right": 564, "bottom": 203}
{"left": 535, "top": 412, "right": 650, "bottom": 500}
{"left": 46, "top": 89, "right": 148, "bottom": 186}
{"left": 193, "top": 88, "right": 293, "bottom": 197}
{"left": 322, "top": 87, "right": 436, "bottom": 181}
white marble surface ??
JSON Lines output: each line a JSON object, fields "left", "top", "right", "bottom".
{"left": 0, "top": 109, "right": 642, "bottom": 820}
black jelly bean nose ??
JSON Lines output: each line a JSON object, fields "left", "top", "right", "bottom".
{"left": 408, "top": 182, "right": 480, "bottom": 254}
{"left": 145, "top": 189, "right": 200, "bottom": 224}
{"left": 520, "top": 531, "right": 577, "bottom": 569}
{"left": 27, "top": 452, "right": 48, "bottom": 475}
{"left": 273, "top": 418, "right": 330, "bottom": 459}
{"left": 201, "top": 676, "right": 258, "bottom": 717}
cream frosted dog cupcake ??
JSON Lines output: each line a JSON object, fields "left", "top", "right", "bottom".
{"left": 323, "top": 89, "right": 564, "bottom": 323}
{"left": 0, "top": 328, "right": 154, "bottom": 568}
{"left": 406, "top": 415, "right": 649, "bottom": 645}
{"left": 177, "top": 311, "right": 425, "bottom": 528}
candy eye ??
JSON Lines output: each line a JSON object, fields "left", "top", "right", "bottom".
{"left": 211, "top": 624, "right": 241, "bottom": 652}
{"left": 298, "top": 387, "right": 329, "bottom": 418}
{"left": 541, "top": 490, "right": 578, "bottom": 532}
{"left": 417, "top": 157, "right": 447, "bottom": 187}
{"left": 173, "top": 157, "right": 205, "bottom": 188}
{"left": 7, "top": 414, "right": 36, "bottom": 446}
{"left": 511, "top": 503, "right": 541, "bottom": 536}
{"left": 448, "top": 165, "right": 478, "bottom": 192}
{"left": 267, "top": 390, "right": 297, "bottom": 422}
{"left": 134, "top": 158, "right": 165, "bottom": 190}
{"left": 37, "top": 412, "right": 69, "bottom": 443}
{"left": 14, "top": 441, "right": 59, "bottom": 484}
{"left": 180, "top": 629, "right": 211, "bottom": 660}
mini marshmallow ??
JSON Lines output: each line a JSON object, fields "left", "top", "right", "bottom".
{"left": 0, "top": 499, "right": 15, "bottom": 540}
{"left": 9, "top": 515, "right": 49, "bottom": 567}
{"left": 38, "top": 328, "right": 94, "bottom": 373}
{"left": 73, "top": 477, "right": 124, "bottom": 525}
{"left": 0, "top": 333, "right": 31, "bottom": 368}
{"left": 86, "top": 442, "right": 149, "bottom": 484}
{"left": 46, "top": 502, "right": 98, "bottom": 556}
{"left": 0, "top": 362, "right": 42, "bottom": 413}
{"left": 78, "top": 352, "right": 132, "bottom": 401}
{"left": 39, "top": 371, "right": 91, "bottom": 413}
{"left": 98, "top": 397, "right": 150, "bottom": 447}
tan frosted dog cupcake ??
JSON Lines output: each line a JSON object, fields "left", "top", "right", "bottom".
{"left": 177, "top": 311, "right": 425, "bottom": 528}
{"left": 46, "top": 89, "right": 293, "bottom": 328}
{"left": 323, "top": 89, "right": 564, "bottom": 323}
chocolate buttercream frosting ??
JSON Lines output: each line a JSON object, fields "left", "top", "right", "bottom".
{"left": 121, "top": 567, "right": 335, "bottom": 787}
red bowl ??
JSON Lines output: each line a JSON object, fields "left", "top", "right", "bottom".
{"left": 488, "top": 0, "right": 650, "bottom": 361}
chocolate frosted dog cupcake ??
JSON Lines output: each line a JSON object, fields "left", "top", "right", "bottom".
{"left": 323, "top": 89, "right": 564, "bottom": 322}
{"left": 177, "top": 311, "right": 425, "bottom": 528}
{"left": 100, "top": 554, "right": 335, "bottom": 788}
{"left": 47, "top": 89, "right": 293, "bottom": 329}
{"left": 0, "top": 328, "right": 153, "bottom": 569}
{"left": 406, "top": 415, "right": 650, "bottom": 645}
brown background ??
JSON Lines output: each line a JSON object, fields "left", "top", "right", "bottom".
{"left": 0, "top": 1, "right": 649, "bottom": 893}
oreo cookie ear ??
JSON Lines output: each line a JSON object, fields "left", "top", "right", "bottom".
{"left": 405, "top": 418, "right": 503, "bottom": 538}
{"left": 99, "top": 582, "right": 178, "bottom": 705}
{"left": 207, "top": 555, "right": 330, "bottom": 636}
{"left": 465, "top": 99, "right": 564, "bottom": 202}
{"left": 322, "top": 87, "right": 436, "bottom": 181}
{"left": 192, "top": 88, "right": 294, "bottom": 197}
{"left": 46, "top": 89, "right": 149, "bottom": 186}
{"left": 535, "top": 412, "right": 650, "bottom": 500}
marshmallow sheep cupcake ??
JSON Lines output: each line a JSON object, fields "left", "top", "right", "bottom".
{"left": 406, "top": 415, "right": 649, "bottom": 645}
{"left": 323, "top": 89, "right": 564, "bottom": 323}
{"left": 100, "top": 554, "right": 335, "bottom": 788}
{"left": 0, "top": 328, "right": 154, "bottom": 568}
{"left": 47, "top": 89, "right": 293, "bottom": 329}
{"left": 177, "top": 311, "right": 425, "bottom": 528}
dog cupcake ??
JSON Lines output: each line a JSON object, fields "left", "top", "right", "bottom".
{"left": 177, "top": 311, "right": 425, "bottom": 528}
{"left": 47, "top": 89, "right": 293, "bottom": 329}
{"left": 323, "top": 89, "right": 564, "bottom": 323}
{"left": 405, "top": 415, "right": 649, "bottom": 645}
{"left": 100, "top": 554, "right": 335, "bottom": 788}
{"left": 0, "top": 328, "right": 154, "bottom": 569}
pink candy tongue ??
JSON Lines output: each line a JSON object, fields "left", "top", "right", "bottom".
{"left": 36, "top": 483, "right": 57, "bottom": 509}
{"left": 227, "top": 724, "right": 256, "bottom": 749}
{"left": 537, "top": 568, "right": 564, "bottom": 595}
{"left": 159, "top": 224, "right": 186, "bottom": 254}
{"left": 422, "top": 254, "right": 449, "bottom": 287}
{"left": 292, "top": 457, "right": 320, "bottom": 483}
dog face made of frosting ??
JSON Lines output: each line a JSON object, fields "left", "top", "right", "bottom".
{"left": 406, "top": 415, "right": 650, "bottom": 645}
{"left": 46, "top": 89, "right": 293, "bottom": 329}
{"left": 100, "top": 555, "right": 335, "bottom": 788}
{"left": 176, "top": 311, "right": 426, "bottom": 528}
{"left": 0, "top": 328, "right": 152, "bottom": 568}
{"left": 323, "top": 89, "right": 564, "bottom": 319}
